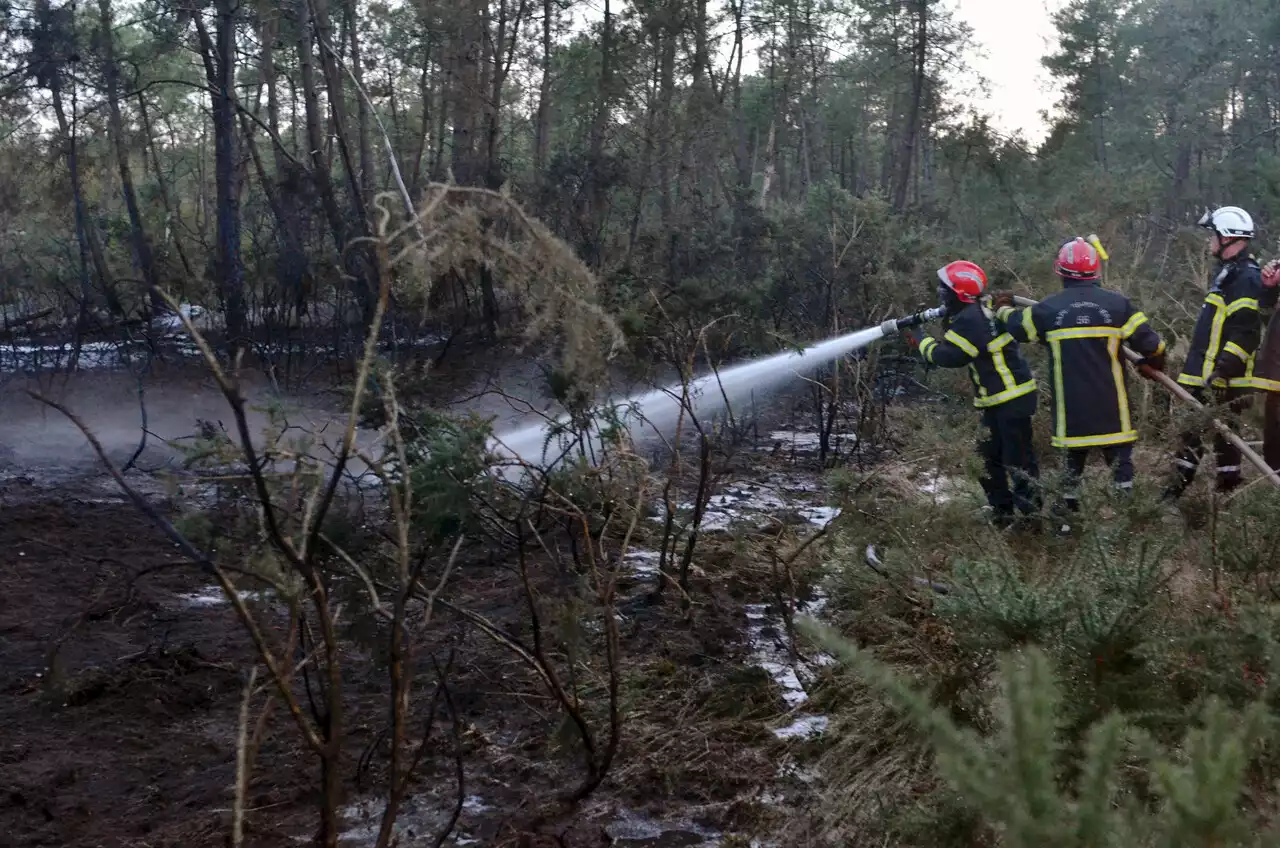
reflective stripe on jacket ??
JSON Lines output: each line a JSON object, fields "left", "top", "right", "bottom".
{"left": 1254, "top": 284, "right": 1280, "bottom": 392}
{"left": 918, "top": 302, "right": 1036, "bottom": 410}
{"left": 996, "top": 281, "right": 1163, "bottom": 449}
{"left": 1177, "top": 257, "right": 1266, "bottom": 390}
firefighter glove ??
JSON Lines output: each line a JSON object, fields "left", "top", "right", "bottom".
{"left": 991, "top": 291, "right": 1016, "bottom": 309}
{"left": 1207, "top": 370, "right": 1231, "bottom": 402}
{"left": 1137, "top": 351, "right": 1165, "bottom": 380}
{"left": 1264, "top": 259, "right": 1280, "bottom": 289}
{"left": 902, "top": 329, "right": 922, "bottom": 350}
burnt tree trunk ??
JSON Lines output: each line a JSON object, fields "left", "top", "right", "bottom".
{"left": 98, "top": 0, "right": 163, "bottom": 320}
{"left": 194, "top": 4, "right": 247, "bottom": 351}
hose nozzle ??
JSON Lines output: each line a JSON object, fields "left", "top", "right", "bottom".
{"left": 885, "top": 305, "right": 946, "bottom": 334}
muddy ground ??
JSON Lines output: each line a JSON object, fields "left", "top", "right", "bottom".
{"left": 0, "top": 468, "right": 844, "bottom": 846}
{"left": 0, "top": 356, "right": 869, "bottom": 847}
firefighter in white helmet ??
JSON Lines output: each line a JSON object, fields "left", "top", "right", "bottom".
{"left": 1166, "top": 206, "right": 1268, "bottom": 498}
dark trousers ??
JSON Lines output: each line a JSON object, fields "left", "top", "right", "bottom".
{"left": 1266, "top": 392, "right": 1280, "bottom": 473}
{"left": 1170, "top": 388, "right": 1249, "bottom": 495}
{"left": 979, "top": 410, "right": 1040, "bottom": 516}
{"left": 1062, "top": 444, "right": 1134, "bottom": 511}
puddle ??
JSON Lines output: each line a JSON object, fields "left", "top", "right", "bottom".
{"left": 174, "top": 586, "right": 275, "bottom": 608}
{"left": 916, "top": 471, "right": 959, "bottom": 504}
{"left": 340, "top": 794, "right": 487, "bottom": 846}
{"left": 759, "top": 430, "right": 858, "bottom": 456}
{"left": 461, "top": 795, "right": 490, "bottom": 813}
{"left": 649, "top": 478, "right": 836, "bottom": 534}
{"left": 605, "top": 807, "right": 722, "bottom": 846}
{"left": 772, "top": 714, "right": 830, "bottom": 739}
{"left": 0, "top": 340, "right": 141, "bottom": 371}
{"left": 745, "top": 604, "right": 808, "bottom": 708}
{"left": 153, "top": 303, "right": 214, "bottom": 331}
{"left": 767, "top": 472, "right": 821, "bottom": 493}
{"left": 798, "top": 505, "right": 840, "bottom": 527}
{"left": 745, "top": 590, "right": 833, "bottom": 740}
{"left": 622, "top": 549, "right": 662, "bottom": 577}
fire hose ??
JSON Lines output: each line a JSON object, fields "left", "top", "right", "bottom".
{"left": 1009, "top": 293, "right": 1280, "bottom": 490}
{"left": 880, "top": 305, "right": 947, "bottom": 336}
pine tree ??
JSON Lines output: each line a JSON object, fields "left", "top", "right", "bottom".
{"left": 799, "top": 616, "right": 1275, "bottom": 847}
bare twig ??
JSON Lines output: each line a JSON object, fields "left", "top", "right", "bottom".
{"left": 26, "top": 391, "right": 326, "bottom": 754}
{"left": 431, "top": 653, "right": 466, "bottom": 848}
{"left": 232, "top": 666, "right": 259, "bottom": 848}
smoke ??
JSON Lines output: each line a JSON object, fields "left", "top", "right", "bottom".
{"left": 0, "top": 369, "right": 356, "bottom": 478}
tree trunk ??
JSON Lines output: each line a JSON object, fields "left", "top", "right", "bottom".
{"left": 309, "top": 0, "right": 378, "bottom": 325}
{"left": 488, "top": 0, "right": 526, "bottom": 188}
{"left": 297, "top": 0, "right": 363, "bottom": 330}
{"left": 656, "top": 21, "right": 676, "bottom": 283}
{"left": 50, "top": 77, "right": 104, "bottom": 327}
{"left": 137, "top": 92, "right": 195, "bottom": 281}
{"left": 257, "top": 17, "right": 312, "bottom": 321}
{"left": 98, "top": 0, "right": 162, "bottom": 320}
{"left": 345, "top": 0, "right": 376, "bottom": 204}
{"left": 409, "top": 36, "right": 433, "bottom": 195}
{"left": 49, "top": 76, "right": 117, "bottom": 317}
{"left": 533, "top": 0, "right": 554, "bottom": 172}
{"left": 448, "top": 0, "right": 484, "bottom": 187}
{"left": 578, "top": 0, "right": 613, "bottom": 268}
{"left": 195, "top": 4, "right": 248, "bottom": 352}
{"left": 893, "top": 0, "right": 928, "bottom": 211}
{"left": 445, "top": 0, "right": 498, "bottom": 332}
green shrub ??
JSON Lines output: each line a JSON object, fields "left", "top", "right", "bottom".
{"left": 801, "top": 617, "right": 1276, "bottom": 848}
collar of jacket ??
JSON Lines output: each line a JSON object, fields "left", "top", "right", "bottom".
{"left": 1060, "top": 278, "right": 1099, "bottom": 290}
{"left": 1211, "top": 254, "right": 1253, "bottom": 293}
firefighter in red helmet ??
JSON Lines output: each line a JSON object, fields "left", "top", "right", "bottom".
{"left": 994, "top": 238, "right": 1165, "bottom": 518}
{"left": 904, "top": 260, "right": 1040, "bottom": 524}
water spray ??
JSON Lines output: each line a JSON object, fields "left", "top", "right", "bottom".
{"left": 489, "top": 305, "right": 946, "bottom": 474}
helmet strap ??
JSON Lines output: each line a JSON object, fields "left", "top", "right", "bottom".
{"left": 1222, "top": 237, "right": 1249, "bottom": 260}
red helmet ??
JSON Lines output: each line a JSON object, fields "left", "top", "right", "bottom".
{"left": 1055, "top": 237, "right": 1100, "bottom": 280}
{"left": 936, "top": 260, "right": 987, "bottom": 304}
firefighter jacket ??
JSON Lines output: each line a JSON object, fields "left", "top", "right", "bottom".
{"left": 918, "top": 302, "right": 1037, "bottom": 414}
{"left": 1177, "top": 255, "right": 1270, "bottom": 391}
{"left": 1254, "top": 284, "right": 1280, "bottom": 392}
{"left": 996, "top": 280, "right": 1164, "bottom": 449}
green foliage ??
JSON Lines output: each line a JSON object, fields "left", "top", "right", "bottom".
{"left": 816, "top": 446, "right": 1280, "bottom": 846}
{"left": 801, "top": 617, "right": 1276, "bottom": 847}
{"left": 938, "top": 558, "right": 1075, "bottom": 648}
{"left": 400, "top": 409, "right": 493, "bottom": 544}
{"left": 1217, "top": 489, "right": 1280, "bottom": 578}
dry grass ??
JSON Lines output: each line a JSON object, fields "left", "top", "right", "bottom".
{"left": 384, "top": 184, "right": 625, "bottom": 390}
{"left": 783, "top": 392, "right": 1280, "bottom": 846}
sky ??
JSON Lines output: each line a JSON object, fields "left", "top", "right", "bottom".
{"left": 954, "top": 0, "right": 1065, "bottom": 144}
{"left": 570, "top": 0, "right": 1068, "bottom": 146}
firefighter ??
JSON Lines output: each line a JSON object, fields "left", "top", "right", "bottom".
{"left": 1258, "top": 258, "right": 1280, "bottom": 472}
{"left": 903, "top": 260, "right": 1040, "bottom": 523}
{"left": 1165, "top": 207, "right": 1266, "bottom": 498}
{"left": 992, "top": 238, "right": 1165, "bottom": 515}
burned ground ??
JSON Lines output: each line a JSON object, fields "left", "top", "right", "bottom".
{"left": 0, "top": 441, "right": 839, "bottom": 847}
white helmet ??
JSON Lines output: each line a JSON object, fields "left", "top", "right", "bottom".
{"left": 1198, "top": 206, "right": 1254, "bottom": 239}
